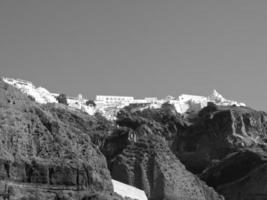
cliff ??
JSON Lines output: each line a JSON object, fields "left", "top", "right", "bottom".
{"left": 0, "top": 79, "right": 121, "bottom": 200}
{"left": 177, "top": 103, "right": 267, "bottom": 173}
{"left": 109, "top": 103, "right": 267, "bottom": 200}
{"left": 104, "top": 105, "right": 224, "bottom": 200}
{"left": 2, "top": 76, "right": 267, "bottom": 200}
{"left": 175, "top": 103, "right": 267, "bottom": 200}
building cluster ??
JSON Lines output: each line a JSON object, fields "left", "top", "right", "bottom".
{"left": 3, "top": 77, "right": 58, "bottom": 104}
{"left": 3, "top": 77, "right": 95, "bottom": 114}
{"left": 95, "top": 95, "right": 159, "bottom": 105}
{"left": 3, "top": 77, "right": 246, "bottom": 120}
{"left": 96, "top": 95, "right": 134, "bottom": 104}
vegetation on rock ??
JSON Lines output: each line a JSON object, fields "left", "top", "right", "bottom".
{"left": 56, "top": 93, "right": 68, "bottom": 105}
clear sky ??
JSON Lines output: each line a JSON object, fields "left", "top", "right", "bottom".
{"left": 1, "top": 0, "right": 267, "bottom": 110}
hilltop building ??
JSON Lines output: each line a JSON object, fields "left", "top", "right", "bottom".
{"left": 3, "top": 77, "right": 33, "bottom": 87}
{"left": 2, "top": 77, "right": 246, "bottom": 120}
{"left": 96, "top": 95, "right": 134, "bottom": 104}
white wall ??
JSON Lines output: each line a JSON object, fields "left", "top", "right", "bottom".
{"left": 96, "top": 95, "right": 134, "bottom": 103}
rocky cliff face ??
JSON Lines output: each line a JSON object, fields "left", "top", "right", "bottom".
{"left": 217, "top": 163, "right": 267, "bottom": 200}
{"left": 175, "top": 103, "right": 267, "bottom": 200}
{"left": 199, "top": 148, "right": 267, "bottom": 200}
{"left": 105, "top": 106, "right": 224, "bottom": 200}
{"left": 0, "top": 80, "right": 121, "bottom": 200}
{"left": 108, "top": 103, "right": 267, "bottom": 200}
{"left": 2, "top": 77, "right": 267, "bottom": 200}
{"left": 110, "top": 135, "right": 223, "bottom": 200}
{"left": 176, "top": 103, "right": 267, "bottom": 173}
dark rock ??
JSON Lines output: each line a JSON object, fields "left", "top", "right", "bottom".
{"left": 177, "top": 105, "right": 267, "bottom": 173}
{"left": 114, "top": 104, "right": 267, "bottom": 199}
{"left": 110, "top": 108, "right": 223, "bottom": 200}
{"left": 200, "top": 149, "right": 267, "bottom": 187}
{"left": 176, "top": 104, "right": 267, "bottom": 199}
{"left": 217, "top": 163, "right": 267, "bottom": 200}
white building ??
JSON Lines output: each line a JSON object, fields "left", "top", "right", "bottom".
{"left": 144, "top": 97, "right": 158, "bottom": 103}
{"left": 3, "top": 77, "right": 246, "bottom": 120}
{"left": 3, "top": 77, "right": 58, "bottom": 104}
{"left": 96, "top": 95, "right": 134, "bottom": 104}
{"left": 179, "top": 94, "right": 206, "bottom": 103}
{"left": 131, "top": 99, "right": 149, "bottom": 104}
{"left": 3, "top": 77, "right": 34, "bottom": 88}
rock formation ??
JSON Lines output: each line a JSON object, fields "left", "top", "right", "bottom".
{"left": 109, "top": 102, "right": 267, "bottom": 200}
{"left": 0, "top": 79, "right": 122, "bottom": 200}
{"left": 2, "top": 76, "right": 267, "bottom": 200}
{"left": 176, "top": 103, "right": 267, "bottom": 173}
{"left": 199, "top": 148, "right": 267, "bottom": 200}
{"left": 110, "top": 135, "right": 223, "bottom": 200}
{"left": 175, "top": 103, "right": 267, "bottom": 200}
{"left": 105, "top": 106, "right": 224, "bottom": 200}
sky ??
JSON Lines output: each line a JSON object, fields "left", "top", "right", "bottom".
{"left": 1, "top": 0, "right": 267, "bottom": 110}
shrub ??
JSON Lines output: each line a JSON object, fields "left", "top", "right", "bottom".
{"left": 86, "top": 99, "right": 96, "bottom": 107}
{"left": 56, "top": 93, "right": 68, "bottom": 105}
{"left": 198, "top": 102, "right": 217, "bottom": 118}
{"left": 27, "top": 95, "right": 35, "bottom": 102}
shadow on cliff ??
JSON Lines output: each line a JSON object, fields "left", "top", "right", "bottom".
{"left": 103, "top": 101, "right": 267, "bottom": 200}
{"left": 101, "top": 103, "right": 223, "bottom": 200}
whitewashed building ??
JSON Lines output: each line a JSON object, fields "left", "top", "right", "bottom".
{"left": 96, "top": 95, "right": 134, "bottom": 104}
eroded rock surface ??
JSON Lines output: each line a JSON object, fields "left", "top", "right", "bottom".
{"left": 110, "top": 103, "right": 267, "bottom": 200}
{"left": 176, "top": 104, "right": 267, "bottom": 200}
{"left": 177, "top": 104, "right": 267, "bottom": 173}
{"left": 3, "top": 77, "right": 267, "bottom": 200}
{"left": 0, "top": 80, "right": 121, "bottom": 200}
{"left": 108, "top": 107, "right": 223, "bottom": 200}
{"left": 111, "top": 136, "right": 223, "bottom": 200}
